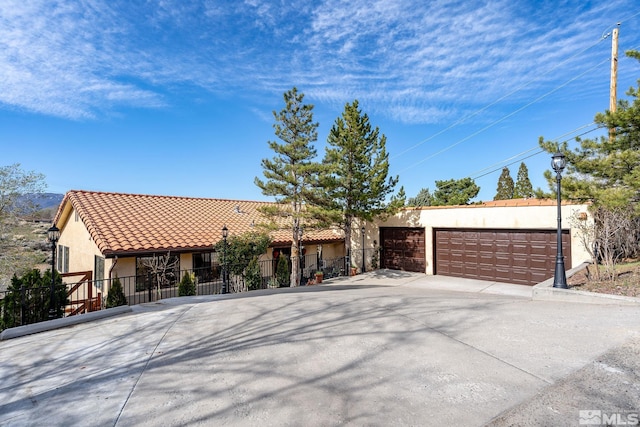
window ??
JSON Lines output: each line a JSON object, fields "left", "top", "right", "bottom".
{"left": 95, "top": 256, "right": 105, "bottom": 290}
{"left": 136, "top": 254, "right": 180, "bottom": 291}
{"left": 193, "top": 252, "right": 215, "bottom": 282}
{"left": 57, "top": 245, "right": 69, "bottom": 273}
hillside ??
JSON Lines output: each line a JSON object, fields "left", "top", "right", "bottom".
{"left": 0, "top": 193, "right": 64, "bottom": 291}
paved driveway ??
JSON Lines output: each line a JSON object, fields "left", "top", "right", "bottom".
{"left": 1, "top": 272, "right": 639, "bottom": 426}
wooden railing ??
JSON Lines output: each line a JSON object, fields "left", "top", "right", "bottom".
{"left": 61, "top": 271, "right": 102, "bottom": 316}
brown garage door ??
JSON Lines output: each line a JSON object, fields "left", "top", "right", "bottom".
{"left": 434, "top": 228, "right": 571, "bottom": 286}
{"left": 380, "top": 227, "right": 426, "bottom": 273}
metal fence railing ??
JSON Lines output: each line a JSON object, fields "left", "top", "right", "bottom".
{"left": 1, "top": 255, "right": 360, "bottom": 331}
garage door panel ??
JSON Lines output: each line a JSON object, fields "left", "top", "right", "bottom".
{"left": 495, "top": 254, "right": 512, "bottom": 267}
{"left": 381, "top": 227, "right": 426, "bottom": 273}
{"left": 435, "top": 228, "right": 571, "bottom": 286}
{"left": 512, "top": 257, "right": 529, "bottom": 268}
{"left": 511, "top": 268, "right": 531, "bottom": 283}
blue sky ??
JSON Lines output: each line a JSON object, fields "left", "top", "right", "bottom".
{"left": 2, "top": 0, "right": 640, "bottom": 203}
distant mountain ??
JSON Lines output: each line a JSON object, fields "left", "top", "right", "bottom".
{"left": 17, "top": 193, "right": 64, "bottom": 211}
{"left": 12, "top": 193, "right": 64, "bottom": 220}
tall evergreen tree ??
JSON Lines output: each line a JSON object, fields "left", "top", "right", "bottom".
{"left": 320, "top": 100, "right": 401, "bottom": 257}
{"left": 494, "top": 167, "right": 514, "bottom": 200}
{"left": 255, "top": 87, "right": 323, "bottom": 287}
{"left": 432, "top": 177, "right": 479, "bottom": 206}
{"left": 407, "top": 187, "right": 433, "bottom": 207}
{"left": 513, "top": 162, "right": 534, "bottom": 198}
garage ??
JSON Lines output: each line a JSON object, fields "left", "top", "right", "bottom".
{"left": 380, "top": 227, "right": 426, "bottom": 273}
{"left": 434, "top": 228, "right": 571, "bottom": 286}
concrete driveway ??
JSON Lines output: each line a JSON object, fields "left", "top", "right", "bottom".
{"left": 1, "top": 271, "right": 639, "bottom": 426}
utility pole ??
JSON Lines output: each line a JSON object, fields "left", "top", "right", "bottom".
{"left": 609, "top": 24, "right": 619, "bottom": 143}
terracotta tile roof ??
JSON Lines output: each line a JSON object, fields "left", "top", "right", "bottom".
{"left": 403, "top": 198, "right": 584, "bottom": 210}
{"left": 54, "top": 190, "right": 343, "bottom": 257}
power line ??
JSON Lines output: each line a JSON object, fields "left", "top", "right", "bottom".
{"left": 398, "top": 55, "right": 611, "bottom": 174}
{"left": 392, "top": 29, "right": 611, "bottom": 161}
{"left": 413, "top": 123, "right": 603, "bottom": 197}
{"left": 470, "top": 124, "right": 603, "bottom": 181}
{"left": 467, "top": 122, "right": 597, "bottom": 178}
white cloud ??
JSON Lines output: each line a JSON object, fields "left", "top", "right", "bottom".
{"left": 0, "top": 0, "right": 637, "bottom": 121}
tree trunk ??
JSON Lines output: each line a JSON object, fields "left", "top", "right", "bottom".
{"left": 290, "top": 216, "right": 300, "bottom": 287}
{"left": 344, "top": 216, "right": 353, "bottom": 268}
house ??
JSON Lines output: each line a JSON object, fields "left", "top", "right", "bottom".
{"left": 53, "top": 190, "right": 591, "bottom": 311}
{"left": 53, "top": 190, "right": 345, "bottom": 304}
{"left": 361, "top": 198, "right": 592, "bottom": 286}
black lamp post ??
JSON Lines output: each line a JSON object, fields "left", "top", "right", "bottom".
{"left": 47, "top": 225, "right": 60, "bottom": 319}
{"left": 551, "top": 151, "right": 568, "bottom": 289}
{"left": 222, "top": 225, "right": 228, "bottom": 294}
{"left": 361, "top": 225, "right": 366, "bottom": 274}
{"left": 297, "top": 226, "right": 303, "bottom": 285}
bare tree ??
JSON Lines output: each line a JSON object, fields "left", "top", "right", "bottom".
{"left": 573, "top": 207, "right": 637, "bottom": 282}
{"left": 594, "top": 207, "right": 635, "bottom": 281}
{"left": 141, "top": 252, "right": 179, "bottom": 300}
{"left": 569, "top": 210, "right": 599, "bottom": 280}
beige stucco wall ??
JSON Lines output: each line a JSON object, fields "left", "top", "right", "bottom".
{"left": 57, "top": 207, "right": 103, "bottom": 276}
{"left": 57, "top": 207, "right": 109, "bottom": 300}
{"left": 358, "top": 203, "right": 592, "bottom": 275}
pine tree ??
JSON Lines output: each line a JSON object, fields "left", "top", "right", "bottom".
{"left": 432, "top": 178, "right": 480, "bottom": 206}
{"left": 513, "top": 162, "right": 534, "bottom": 198}
{"left": 320, "top": 100, "right": 401, "bottom": 257}
{"left": 407, "top": 188, "right": 432, "bottom": 206}
{"left": 494, "top": 167, "right": 514, "bottom": 200}
{"left": 106, "top": 276, "right": 128, "bottom": 306}
{"left": 255, "top": 87, "right": 323, "bottom": 287}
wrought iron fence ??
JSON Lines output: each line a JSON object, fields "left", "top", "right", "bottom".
{"left": 0, "top": 284, "right": 67, "bottom": 331}
{"left": 1, "top": 255, "right": 357, "bottom": 331}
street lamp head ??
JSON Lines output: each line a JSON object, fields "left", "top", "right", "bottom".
{"left": 551, "top": 152, "right": 566, "bottom": 174}
{"left": 47, "top": 225, "right": 60, "bottom": 244}
{"left": 222, "top": 225, "right": 228, "bottom": 239}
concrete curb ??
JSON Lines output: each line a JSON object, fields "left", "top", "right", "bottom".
{"left": 533, "top": 262, "right": 640, "bottom": 305}
{"left": 0, "top": 305, "right": 132, "bottom": 341}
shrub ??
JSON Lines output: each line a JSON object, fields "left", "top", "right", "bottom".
{"left": 245, "top": 257, "right": 262, "bottom": 291}
{"left": 1, "top": 269, "right": 67, "bottom": 331}
{"left": 178, "top": 272, "right": 197, "bottom": 296}
{"left": 276, "top": 255, "right": 290, "bottom": 287}
{"left": 106, "top": 277, "right": 128, "bottom": 308}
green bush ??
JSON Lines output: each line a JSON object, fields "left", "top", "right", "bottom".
{"left": 1, "top": 269, "right": 67, "bottom": 331}
{"left": 276, "top": 255, "right": 290, "bottom": 287}
{"left": 178, "top": 272, "right": 197, "bottom": 296}
{"left": 106, "top": 277, "right": 128, "bottom": 308}
{"left": 245, "top": 257, "right": 262, "bottom": 291}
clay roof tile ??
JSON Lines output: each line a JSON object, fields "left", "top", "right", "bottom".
{"left": 54, "top": 190, "right": 344, "bottom": 256}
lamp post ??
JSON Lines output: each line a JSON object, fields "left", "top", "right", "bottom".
{"left": 297, "top": 226, "right": 303, "bottom": 286}
{"left": 551, "top": 152, "right": 568, "bottom": 289}
{"left": 222, "top": 225, "right": 228, "bottom": 294}
{"left": 47, "top": 225, "right": 60, "bottom": 319}
{"left": 361, "top": 225, "right": 366, "bottom": 274}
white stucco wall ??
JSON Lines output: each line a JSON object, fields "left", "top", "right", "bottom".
{"left": 359, "top": 203, "right": 592, "bottom": 275}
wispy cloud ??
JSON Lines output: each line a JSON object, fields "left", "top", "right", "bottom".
{"left": 0, "top": 0, "right": 638, "bottom": 121}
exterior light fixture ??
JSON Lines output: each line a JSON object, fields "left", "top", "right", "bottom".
{"left": 47, "top": 225, "right": 60, "bottom": 319}
{"left": 551, "top": 152, "right": 567, "bottom": 289}
{"left": 361, "top": 225, "right": 366, "bottom": 274}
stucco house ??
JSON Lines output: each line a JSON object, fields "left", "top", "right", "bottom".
{"left": 53, "top": 190, "right": 590, "bottom": 311}
{"left": 362, "top": 198, "right": 591, "bottom": 286}
{"left": 53, "top": 190, "right": 345, "bottom": 306}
